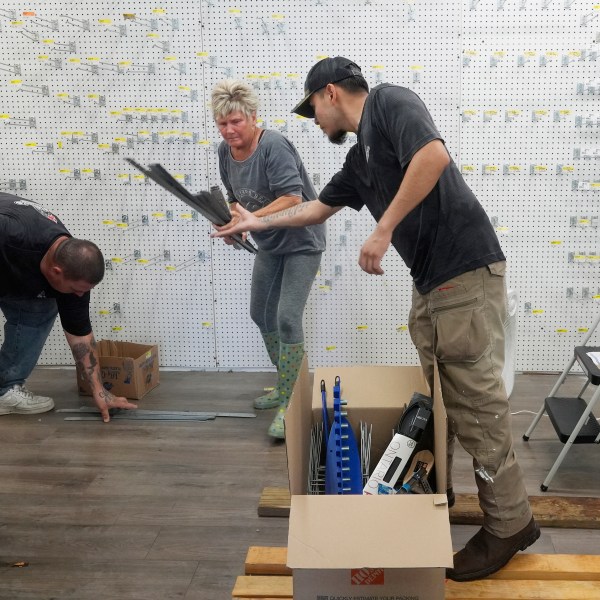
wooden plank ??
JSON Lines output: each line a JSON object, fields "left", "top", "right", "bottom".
{"left": 246, "top": 546, "right": 291, "bottom": 576}
{"left": 485, "top": 554, "right": 600, "bottom": 581}
{"left": 445, "top": 580, "right": 600, "bottom": 599}
{"left": 258, "top": 487, "right": 600, "bottom": 529}
{"left": 244, "top": 547, "right": 600, "bottom": 580}
{"left": 450, "top": 493, "right": 600, "bottom": 529}
{"left": 258, "top": 487, "right": 291, "bottom": 517}
{"left": 232, "top": 575, "right": 292, "bottom": 598}
{"left": 232, "top": 575, "right": 600, "bottom": 600}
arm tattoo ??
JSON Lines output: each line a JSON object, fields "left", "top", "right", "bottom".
{"left": 71, "top": 342, "right": 89, "bottom": 361}
{"left": 261, "top": 202, "right": 308, "bottom": 225}
{"left": 72, "top": 342, "right": 98, "bottom": 384}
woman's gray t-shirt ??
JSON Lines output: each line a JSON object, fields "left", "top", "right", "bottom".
{"left": 218, "top": 129, "right": 326, "bottom": 255}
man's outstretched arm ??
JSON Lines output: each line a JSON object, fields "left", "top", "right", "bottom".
{"left": 212, "top": 199, "right": 341, "bottom": 238}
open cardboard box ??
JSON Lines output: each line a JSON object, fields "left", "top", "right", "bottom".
{"left": 284, "top": 359, "right": 453, "bottom": 599}
{"left": 77, "top": 340, "right": 159, "bottom": 400}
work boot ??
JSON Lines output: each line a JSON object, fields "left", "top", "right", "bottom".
{"left": 268, "top": 342, "right": 304, "bottom": 439}
{"left": 0, "top": 385, "right": 54, "bottom": 415}
{"left": 446, "top": 516, "right": 540, "bottom": 581}
{"left": 254, "top": 331, "right": 280, "bottom": 410}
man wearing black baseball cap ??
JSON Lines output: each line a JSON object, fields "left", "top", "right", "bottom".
{"left": 292, "top": 57, "right": 364, "bottom": 120}
{"left": 213, "top": 56, "right": 539, "bottom": 582}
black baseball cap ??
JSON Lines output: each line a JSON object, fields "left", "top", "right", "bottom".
{"left": 292, "top": 57, "right": 363, "bottom": 119}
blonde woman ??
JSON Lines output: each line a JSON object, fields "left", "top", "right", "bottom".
{"left": 211, "top": 79, "right": 326, "bottom": 439}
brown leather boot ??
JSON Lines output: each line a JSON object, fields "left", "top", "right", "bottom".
{"left": 446, "top": 516, "right": 540, "bottom": 582}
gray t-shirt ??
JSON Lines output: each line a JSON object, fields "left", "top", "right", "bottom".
{"left": 319, "top": 84, "right": 504, "bottom": 294}
{"left": 218, "top": 129, "right": 326, "bottom": 255}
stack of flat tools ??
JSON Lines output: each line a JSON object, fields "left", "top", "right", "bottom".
{"left": 125, "top": 158, "right": 257, "bottom": 254}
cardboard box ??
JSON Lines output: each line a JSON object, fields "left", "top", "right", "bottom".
{"left": 77, "top": 340, "right": 159, "bottom": 400}
{"left": 289, "top": 495, "right": 452, "bottom": 600}
{"left": 285, "top": 361, "right": 453, "bottom": 600}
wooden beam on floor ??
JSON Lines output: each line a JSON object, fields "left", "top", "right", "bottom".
{"left": 244, "top": 547, "right": 600, "bottom": 581}
{"left": 258, "top": 487, "right": 600, "bottom": 528}
{"left": 234, "top": 547, "right": 600, "bottom": 599}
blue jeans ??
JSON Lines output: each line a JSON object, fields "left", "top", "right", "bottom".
{"left": 0, "top": 297, "right": 58, "bottom": 395}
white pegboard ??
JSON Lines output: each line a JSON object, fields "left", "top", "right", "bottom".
{"left": 0, "top": 0, "right": 598, "bottom": 371}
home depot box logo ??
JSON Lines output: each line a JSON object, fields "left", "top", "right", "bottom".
{"left": 351, "top": 567, "right": 385, "bottom": 585}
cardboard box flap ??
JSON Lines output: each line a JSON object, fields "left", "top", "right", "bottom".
{"left": 287, "top": 495, "right": 454, "bottom": 569}
{"left": 284, "top": 355, "right": 311, "bottom": 496}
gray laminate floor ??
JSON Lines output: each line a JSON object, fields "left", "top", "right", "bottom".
{"left": 0, "top": 368, "right": 599, "bottom": 599}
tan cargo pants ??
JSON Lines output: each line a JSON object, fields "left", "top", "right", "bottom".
{"left": 409, "top": 261, "right": 532, "bottom": 537}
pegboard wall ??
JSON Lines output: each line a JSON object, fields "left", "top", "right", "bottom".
{"left": 0, "top": 0, "right": 598, "bottom": 371}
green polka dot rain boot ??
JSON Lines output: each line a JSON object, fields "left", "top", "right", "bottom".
{"left": 254, "top": 331, "right": 280, "bottom": 410}
{"left": 268, "top": 342, "right": 304, "bottom": 439}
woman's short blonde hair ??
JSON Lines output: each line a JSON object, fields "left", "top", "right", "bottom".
{"left": 211, "top": 79, "right": 259, "bottom": 120}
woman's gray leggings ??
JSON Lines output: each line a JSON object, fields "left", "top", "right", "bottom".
{"left": 250, "top": 251, "right": 322, "bottom": 344}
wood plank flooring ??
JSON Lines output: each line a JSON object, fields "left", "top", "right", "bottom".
{"left": 0, "top": 368, "right": 599, "bottom": 599}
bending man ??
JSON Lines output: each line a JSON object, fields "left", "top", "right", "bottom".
{"left": 0, "top": 192, "right": 137, "bottom": 422}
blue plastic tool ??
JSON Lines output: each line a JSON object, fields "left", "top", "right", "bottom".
{"left": 320, "top": 379, "right": 330, "bottom": 447}
{"left": 325, "top": 376, "right": 363, "bottom": 494}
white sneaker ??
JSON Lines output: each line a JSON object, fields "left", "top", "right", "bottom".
{"left": 0, "top": 385, "right": 54, "bottom": 415}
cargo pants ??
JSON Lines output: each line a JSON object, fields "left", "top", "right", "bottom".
{"left": 409, "top": 261, "right": 532, "bottom": 537}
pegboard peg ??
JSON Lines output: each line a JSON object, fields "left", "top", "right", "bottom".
{"left": 0, "top": 62, "right": 21, "bottom": 76}
{"left": 60, "top": 15, "right": 90, "bottom": 30}
{"left": 0, "top": 9, "right": 17, "bottom": 19}
{"left": 2, "top": 115, "right": 36, "bottom": 128}
{"left": 259, "top": 17, "right": 270, "bottom": 35}
{"left": 582, "top": 11, "right": 599, "bottom": 27}
{"left": 17, "top": 28, "right": 40, "bottom": 43}
{"left": 0, "top": 179, "right": 18, "bottom": 191}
